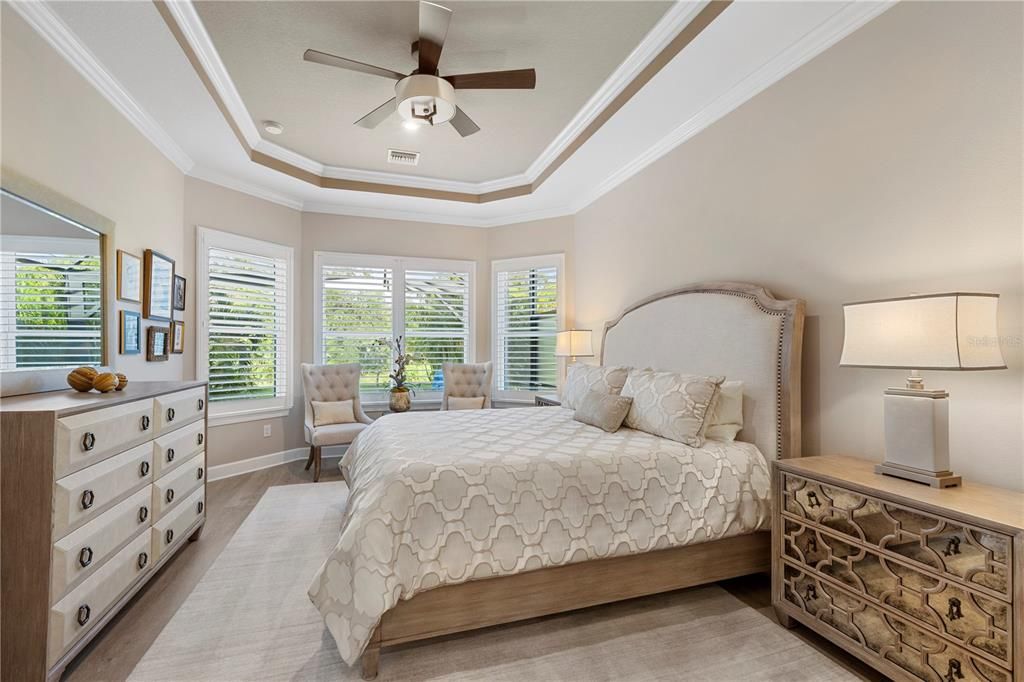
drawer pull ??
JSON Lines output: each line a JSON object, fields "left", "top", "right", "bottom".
{"left": 80, "top": 489, "right": 95, "bottom": 510}
{"left": 197, "top": 433, "right": 204, "bottom": 446}
{"left": 141, "top": 415, "right": 150, "bottom": 431}
{"left": 166, "top": 448, "right": 175, "bottom": 463}
{"left": 805, "top": 491, "right": 822, "bottom": 508}
{"left": 197, "top": 467, "right": 204, "bottom": 480}
{"left": 137, "top": 552, "right": 149, "bottom": 570}
{"left": 197, "top": 500, "right": 205, "bottom": 514}
{"left": 804, "top": 584, "right": 817, "bottom": 601}
{"left": 166, "top": 489, "right": 175, "bottom": 504}
{"left": 82, "top": 432, "right": 96, "bottom": 451}
{"left": 946, "top": 598, "right": 963, "bottom": 621}
{"left": 167, "top": 407, "right": 175, "bottom": 422}
{"left": 140, "top": 460, "right": 150, "bottom": 477}
{"left": 945, "top": 659, "right": 964, "bottom": 681}
{"left": 77, "top": 604, "right": 91, "bottom": 626}
{"left": 138, "top": 506, "right": 149, "bottom": 523}
{"left": 198, "top": 398, "right": 205, "bottom": 410}
{"left": 78, "top": 546, "right": 93, "bottom": 568}
{"left": 165, "top": 529, "right": 174, "bottom": 544}
{"left": 943, "top": 536, "right": 961, "bottom": 556}
{"left": 806, "top": 536, "right": 817, "bottom": 553}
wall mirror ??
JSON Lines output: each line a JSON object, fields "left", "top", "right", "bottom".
{"left": 1, "top": 187, "right": 110, "bottom": 395}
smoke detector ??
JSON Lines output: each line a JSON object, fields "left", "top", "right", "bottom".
{"left": 387, "top": 149, "right": 420, "bottom": 166}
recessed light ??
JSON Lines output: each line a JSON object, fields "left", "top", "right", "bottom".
{"left": 263, "top": 120, "right": 284, "bottom": 135}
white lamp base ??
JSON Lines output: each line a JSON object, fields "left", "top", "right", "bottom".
{"left": 878, "top": 388, "right": 962, "bottom": 488}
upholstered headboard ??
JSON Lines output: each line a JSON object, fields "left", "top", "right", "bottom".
{"left": 600, "top": 282, "right": 805, "bottom": 460}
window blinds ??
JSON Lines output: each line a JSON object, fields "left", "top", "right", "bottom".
{"left": 404, "top": 269, "right": 470, "bottom": 391}
{"left": 493, "top": 264, "right": 559, "bottom": 392}
{"left": 320, "top": 263, "right": 394, "bottom": 390}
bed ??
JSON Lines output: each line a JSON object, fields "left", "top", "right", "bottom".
{"left": 308, "top": 281, "right": 805, "bottom": 679}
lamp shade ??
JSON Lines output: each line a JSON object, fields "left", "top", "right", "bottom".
{"left": 840, "top": 293, "right": 1005, "bottom": 370}
{"left": 555, "top": 329, "right": 594, "bottom": 358}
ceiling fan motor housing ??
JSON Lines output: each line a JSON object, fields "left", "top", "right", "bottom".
{"left": 396, "top": 75, "right": 456, "bottom": 125}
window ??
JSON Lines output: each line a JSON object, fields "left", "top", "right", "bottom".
{"left": 315, "top": 252, "right": 473, "bottom": 399}
{"left": 196, "top": 228, "right": 293, "bottom": 424}
{"left": 492, "top": 254, "right": 563, "bottom": 400}
{"left": 0, "top": 236, "right": 102, "bottom": 370}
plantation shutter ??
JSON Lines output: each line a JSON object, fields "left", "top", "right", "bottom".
{"left": 319, "top": 263, "right": 394, "bottom": 390}
{"left": 206, "top": 246, "right": 288, "bottom": 402}
{"left": 404, "top": 268, "right": 470, "bottom": 391}
{"left": 493, "top": 261, "right": 559, "bottom": 394}
{"left": 0, "top": 241, "right": 102, "bottom": 370}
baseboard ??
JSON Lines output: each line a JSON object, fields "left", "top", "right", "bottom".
{"left": 207, "top": 445, "right": 348, "bottom": 482}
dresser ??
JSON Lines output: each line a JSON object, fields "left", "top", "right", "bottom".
{"left": 772, "top": 455, "right": 1023, "bottom": 682}
{"left": 1, "top": 381, "right": 208, "bottom": 681}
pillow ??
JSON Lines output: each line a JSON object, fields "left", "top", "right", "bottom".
{"left": 706, "top": 380, "right": 744, "bottom": 441}
{"left": 448, "top": 396, "right": 486, "bottom": 410}
{"left": 312, "top": 399, "right": 355, "bottom": 427}
{"left": 561, "top": 364, "right": 630, "bottom": 410}
{"left": 621, "top": 369, "right": 724, "bottom": 447}
{"left": 573, "top": 390, "right": 633, "bottom": 433}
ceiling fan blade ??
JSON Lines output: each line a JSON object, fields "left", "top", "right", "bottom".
{"left": 418, "top": 1, "right": 452, "bottom": 75}
{"left": 354, "top": 98, "right": 397, "bottom": 129}
{"left": 444, "top": 69, "right": 536, "bottom": 89}
{"left": 449, "top": 107, "right": 480, "bottom": 137}
{"left": 304, "top": 49, "right": 405, "bottom": 81}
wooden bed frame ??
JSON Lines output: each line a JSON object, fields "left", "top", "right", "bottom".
{"left": 360, "top": 282, "right": 805, "bottom": 679}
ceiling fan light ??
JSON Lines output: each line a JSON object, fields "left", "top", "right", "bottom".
{"left": 402, "top": 120, "right": 423, "bottom": 131}
{"left": 395, "top": 74, "right": 455, "bottom": 126}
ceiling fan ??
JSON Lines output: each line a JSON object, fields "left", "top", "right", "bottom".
{"left": 303, "top": 0, "right": 536, "bottom": 137}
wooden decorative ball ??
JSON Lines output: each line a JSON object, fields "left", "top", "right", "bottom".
{"left": 67, "top": 366, "right": 98, "bottom": 392}
{"left": 115, "top": 373, "right": 128, "bottom": 391}
{"left": 92, "top": 372, "right": 119, "bottom": 393}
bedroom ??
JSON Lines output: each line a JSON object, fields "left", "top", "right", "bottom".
{"left": 1, "top": 1, "right": 1021, "bottom": 681}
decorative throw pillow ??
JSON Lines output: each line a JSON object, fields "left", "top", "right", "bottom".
{"left": 561, "top": 364, "right": 630, "bottom": 410}
{"left": 312, "top": 399, "right": 356, "bottom": 427}
{"left": 621, "top": 369, "right": 724, "bottom": 447}
{"left": 448, "top": 396, "right": 486, "bottom": 410}
{"left": 573, "top": 390, "right": 633, "bottom": 433}
{"left": 706, "top": 380, "right": 744, "bottom": 441}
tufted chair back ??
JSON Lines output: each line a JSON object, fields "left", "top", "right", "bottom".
{"left": 440, "top": 361, "right": 493, "bottom": 410}
{"left": 300, "top": 363, "right": 372, "bottom": 435}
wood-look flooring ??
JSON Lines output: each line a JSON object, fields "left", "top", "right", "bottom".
{"left": 63, "top": 459, "right": 882, "bottom": 681}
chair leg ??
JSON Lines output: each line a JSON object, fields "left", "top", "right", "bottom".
{"left": 313, "top": 446, "right": 322, "bottom": 482}
{"left": 304, "top": 445, "right": 315, "bottom": 471}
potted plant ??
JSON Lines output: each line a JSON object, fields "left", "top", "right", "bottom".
{"left": 375, "top": 335, "right": 415, "bottom": 412}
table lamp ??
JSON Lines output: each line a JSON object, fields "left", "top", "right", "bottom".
{"left": 555, "top": 329, "right": 594, "bottom": 363}
{"left": 840, "top": 292, "right": 1005, "bottom": 488}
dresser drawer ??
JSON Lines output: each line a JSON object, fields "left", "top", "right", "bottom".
{"left": 52, "top": 442, "right": 153, "bottom": 540}
{"left": 781, "top": 562, "right": 1010, "bottom": 682}
{"left": 151, "top": 487, "right": 205, "bottom": 562}
{"left": 50, "top": 487, "right": 152, "bottom": 601}
{"left": 152, "top": 452, "right": 205, "bottom": 521}
{"left": 782, "top": 474, "right": 1012, "bottom": 600}
{"left": 152, "top": 419, "right": 205, "bottom": 478}
{"left": 54, "top": 398, "right": 155, "bottom": 478}
{"left": 154, "top": 387, "right": 206, "bottom": 435}
{"left": 782, "top": 517, "right": 1011, "bottom": 666}
{"left": 47, "top": 530, "right": 152, "bottom": 666}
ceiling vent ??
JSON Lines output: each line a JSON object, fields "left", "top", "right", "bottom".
{"left": 387, "top": 149, "right": 420, "bottom": 166}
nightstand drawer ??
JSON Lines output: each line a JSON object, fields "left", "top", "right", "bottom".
{"left": 781, "top": 562, "right": 1011, "bottom": 682}
{"left": 782, "top": 517, "right": 1011, "bottom": 666}
{"left": 782, "top": 473, "right": 1012, "bottom": 600}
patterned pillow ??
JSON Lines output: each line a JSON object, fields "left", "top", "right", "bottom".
{"left": 561, "top": 364, "right": 630, "bottom": 410}
{"left": 621, "top": 369, "right": 724, "bottom": 447}
{"left": 573, "top": 390, "right": 633, "bottom": 433}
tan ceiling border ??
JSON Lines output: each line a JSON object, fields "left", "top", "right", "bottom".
{"left": 154, "top": 0, "right": 731, "bottom": 204}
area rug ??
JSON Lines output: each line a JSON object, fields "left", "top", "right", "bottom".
{"left": 130, "top": 482, "right": 863, "bottom": 681}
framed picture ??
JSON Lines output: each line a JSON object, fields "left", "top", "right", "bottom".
{"left": 147, "top": 326, "right": 169, "bottom": 362}
{"left": 173, "top": 275, "right": 187, "bottom": 311}
{"left": 170, "top": 320, "right": 186, "bottom": 354}
{"left": 144, "top": 249, "right": 175, "bottom": 322}
{"left": 120, "top": 310, "right": 141, "bottom": 354}
{"left": 117, "top": 250, "right": 142, "bottom": 303}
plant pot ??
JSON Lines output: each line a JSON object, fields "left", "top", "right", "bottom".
{"left": 389, "top": 388, "right": 411, "bottom": 413}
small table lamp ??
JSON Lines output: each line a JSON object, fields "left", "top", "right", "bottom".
{"left": 840, "top": 292, "right": 1005, "bottom": 488}
{"left": 555, "top": 329, "right": 594, "bottom": 363}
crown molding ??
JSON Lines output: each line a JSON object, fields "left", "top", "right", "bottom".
{"left": 570, "top": 0, "right": 895, "bottom": 214}
{"left": 301, "top": 200, "right": 574, "bottom": 229}
{"left": 187, "top": 166, "right": 304, "bottom": 211}
{"left": 8, "top": 0, "right": 194, "bottom": 174}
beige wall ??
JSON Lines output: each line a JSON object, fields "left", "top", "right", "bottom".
{"left": 572, "top": 1, "right": 1024, "bottom": 489}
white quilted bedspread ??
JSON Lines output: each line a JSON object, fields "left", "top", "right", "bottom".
{"left": 308, "top": 406, "right": 772, "bottom": 665}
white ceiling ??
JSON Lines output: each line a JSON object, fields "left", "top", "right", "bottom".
{"left": 194, "top": 1, "right": 672, "bottom": 182}
{"left": 26, "top": 1, "right": 892, "bottom": 226}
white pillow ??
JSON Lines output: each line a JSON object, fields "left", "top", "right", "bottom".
{"left": 448, "top": 396, "right": 486, "bottom": 410}
{"left": 706, "top": 380, "right": 744, "bottom": 441}
{"left": 621, "top": 369, "right": 724, "bottom": 447}
{"left": 561, "top": 364, "right": 630, "bottom": 410}
{"left": 312, "top": 399, "right": 355, "bottom": 426}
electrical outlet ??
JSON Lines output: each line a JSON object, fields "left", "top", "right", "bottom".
{"left": 263, "top": 424, "right": 271, "bottom": 437}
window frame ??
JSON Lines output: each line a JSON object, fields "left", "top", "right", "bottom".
{"left": 196, "top": 226, "right": 294, "bottom": 426}
{"left": 491, "top": 253, "right": 565, "bottom": 402}
{"left": 313, "top": 251, "right": 476, "bottom": 405}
